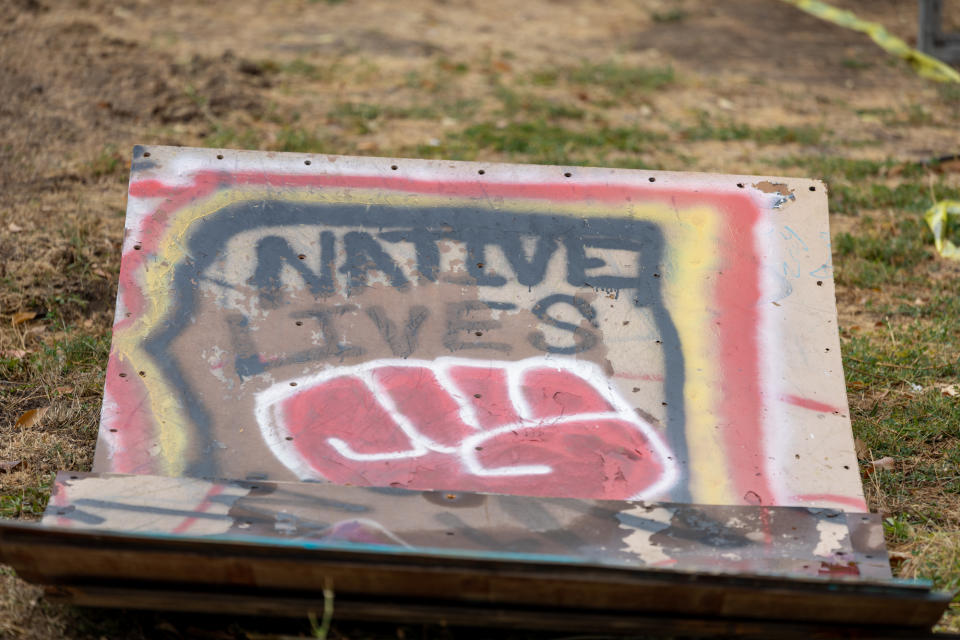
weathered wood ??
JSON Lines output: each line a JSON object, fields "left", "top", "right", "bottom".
{"left": 43, "top": 585, "right": 958, "bottom": 639}
{"left": 40, "top": 472, "right": 892, "bottom": 579}
{"left": 0, "top": 521, "right": 949, "bottom": 629}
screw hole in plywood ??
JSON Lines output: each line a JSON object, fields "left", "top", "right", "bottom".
{"left": 649, "top": 177, "right": 656, "bottom": 183}
{"left": 391, "top": 164, "right": 398, "bottom": 170}
{"left": 304, "top": 160, "right": 311, "bottom": 166}
{"left": 217, "top": 154, "right": 224, "bottom": 160}
{"left": 143, "top": 152, "right": 150, "bottom": 157}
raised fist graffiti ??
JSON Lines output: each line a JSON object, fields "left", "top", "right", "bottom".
{"left": 255, "top": 356, "right": 678, "bottom": 500}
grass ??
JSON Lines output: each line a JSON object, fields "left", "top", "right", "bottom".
{"left": 3, "top": 5, "right": 960, "bottom": 634}
{"left": 530, "top": 60, "right": 674, "bottom": 99}
{"left": 651, "top": 9, "right": 688, "bottom": 23}
{"left": 834, "top": 216, "right": 933, "bottom": 287}
{"left": 682, "top": 111, "right": 824, "bottom": 145}
{"left": 843, "top": 309, "right": 960, "bottom": 542}
{"left": 829, "top": 180, "right": 960, "bottom": 215}
{"left": 841, "top": 302, "right": 960, "bottom": 629}
{"left": 0, "top": 333, "right": 108, "bottom": 521}
{"left": 416, "top": 120, "right": 665, "bottom": 166}
{"left": 86, "top": 145, "right": 125, "bottom": 178}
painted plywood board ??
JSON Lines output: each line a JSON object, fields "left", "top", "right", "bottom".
{"left": 96, "top": 146, "right": 863, "bottom": 510}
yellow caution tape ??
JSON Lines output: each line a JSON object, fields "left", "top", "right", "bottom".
{"left": 925, "top": 201, "right": 960, "bottom": 260}
{"left": 781, "top": 0, "right": 960, "bottom": 83}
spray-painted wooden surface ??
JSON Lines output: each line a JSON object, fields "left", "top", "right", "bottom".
{"left": 42, "top": 472, "right": 891, "bottom": 579}
{"left": 97, "top": 145, "right": 862, "bottom": 510}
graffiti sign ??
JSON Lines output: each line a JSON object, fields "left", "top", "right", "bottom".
{"left": 96, "top": 146, "right": 864, "bottom": 509}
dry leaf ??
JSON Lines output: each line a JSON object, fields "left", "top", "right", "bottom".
{"left": 11, "top": 311, "right": 37, "bottom": 326}
{"left": 0, "top": 460, "right": 20, "bottom": 473}
{"left": 8, "top": 223, "right": 23, "bottom": 232}
{"left": 854, "top": 438, "right": 869, "bottom": 460}
{"left": 941, "top": 384, "right": 959, "bottom": 398}
{"left": 869, "top": 456, "right": 896, "bottom": 472}
{"left": 15, "top": 406, "right": 48, "bottom": 429}
{"left": 887, "top": 550, "right": 911, "bottom": 570}
{"left": 55, "top": 385, "right": 74, "bottom": 394}
{"left": 0, "top": 349, "right": 28, "bottom": 359}
{"left": 938, "top": 158, "right": 960, "bottom": 174}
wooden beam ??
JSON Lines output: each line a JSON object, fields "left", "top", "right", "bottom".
{"left": 0, "top": 521, "right": 949, "bottom": 630}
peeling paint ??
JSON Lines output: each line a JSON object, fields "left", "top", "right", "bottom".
{"left": 620, "top": 505, "right": 674, "bottom": 565}
{"left": 814, "top": 519, "right": 848, "bottom": 557}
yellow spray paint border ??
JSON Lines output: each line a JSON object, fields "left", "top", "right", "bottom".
{"left": 114, "top": 184, "right": 729, "bottom": 502}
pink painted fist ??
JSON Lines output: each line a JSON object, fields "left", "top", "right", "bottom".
{"left": 256, "top": 357, "right": 677, "bottom": 500}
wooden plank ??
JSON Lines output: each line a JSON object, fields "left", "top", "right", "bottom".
{"left": 42, "top": 472, "right": 892, "bottom": 579}
{"left": 0, "top": 521, "right": 949, "bottom": 629}
{"left": 44, "top": 585, "right": 956, "bottom": 639}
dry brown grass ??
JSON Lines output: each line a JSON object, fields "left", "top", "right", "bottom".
{"left": 2, "top": 0, "right": 960, "bottom": 636}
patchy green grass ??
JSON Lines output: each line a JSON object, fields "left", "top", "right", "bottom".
{"left": 567, "top": 61, "right": 674, "bottom": 97}
{"left": 682, "top": 112, "right": 824, "bottom": 145}
{"left": 1, "top": 333, "right": 108, "bottom": 523}
{"left": 258, "top": 57, "right": 342, "bottom": 83}
{"left": 86, "top": 145, "right": 125, "bottom": 178}
{"left": 0, "top": 483, "right": 50, "bottom": 519}
{"left": 418, "top": 120, "right": 664, "bottom": 165}
{"left": 274, "top": 126, "right": 331, "bottom": 153}
{"left": 834, "top": 216, "right": 934, "bottom": 287}
{"left": 842, "top": 57, "right": 873, "bottom": 70}
{"left": 829, "top": 180, "right": 960, "bottom": 215}
{"left": 841, "top": 284, "right": 960, "bottom": 626}
{"left": 651, "top": 9, "right": 688, "bottom": 23}
{"left": 205, "top": 125, "right": 262, "bottom": 150}
{"left": 531, "top": 60, "right": 674, "bottom": 98}
{"left": 494, "top": 86, "right": 585, "bottom": 120}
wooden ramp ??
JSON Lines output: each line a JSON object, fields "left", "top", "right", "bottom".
{"left": 0, "top": 146, "right": 951, "bottom": 635}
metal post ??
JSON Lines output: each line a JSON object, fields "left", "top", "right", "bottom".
{"left": 918, "top": 0, "right": 943, "bottom": 54}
